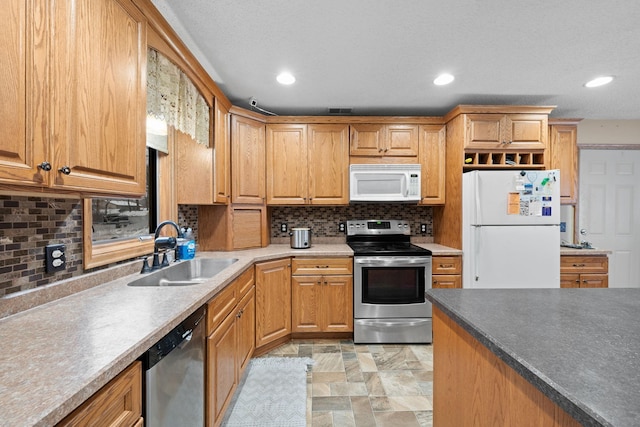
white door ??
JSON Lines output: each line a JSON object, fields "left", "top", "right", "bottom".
{"left": 579, "top": 149, "right": 640, "bottom": 288}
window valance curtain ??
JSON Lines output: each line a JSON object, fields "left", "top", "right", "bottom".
{"left": 147, "top": 48, "right": 210, "bottom": 148}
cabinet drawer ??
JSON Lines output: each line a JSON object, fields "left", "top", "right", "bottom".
{"left": 432, "top": 274, "right": 462, "bottom": 289}
{"left": 207, "top": 280, "right": 238, "bottom": 334}
{"left": 292, "top": 257, "right": 353, "bottom": 275}
{"left": 560, "top": 255, "right": 608, "bottom": 274}
{"left": 432, "top": 256, "right": 462, "bottom": 275}
{"left": 57, "top": 361, "right": 142, "bottom": 427}
{"left": 235, "top": 266, "right": 255, "bottom": 298}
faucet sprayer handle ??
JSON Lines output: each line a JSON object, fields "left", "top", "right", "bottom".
{"left": 154, "top": 236, "right": 177, "bottom": 250}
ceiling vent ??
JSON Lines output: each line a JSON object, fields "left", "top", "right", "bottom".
{"left": 328, "top": 107, "right": 353, "bottom": 115}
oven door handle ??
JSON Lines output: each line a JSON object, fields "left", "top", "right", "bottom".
{"left": 355, "top": 258, "right": 430, "bottom": 266}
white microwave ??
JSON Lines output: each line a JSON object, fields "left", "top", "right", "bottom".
{"left": 349, "top": 164, "right": 421, "bottom": 202}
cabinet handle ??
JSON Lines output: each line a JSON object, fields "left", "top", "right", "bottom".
{"left": 324, "top": 281, "right": 328, "bottom": 285}
{"left": 439, "top": 264, "right": 454, "bottom": 268}
{"left": 317, "top": 281, "right": 321, "bottom": 285}
{"left": 38, "top": 161, "right": 52, "bottom": 171}
{"left": 575, "top": 279, "right": 580, "bottom": 283}
{"left": 433, "top": 280, "right": 438, "bottom": 284}
{"left": 572, "top": 263, "right": 586, "bottom": 267}
{"left": 58, "top": 166, "right": 71, "bottom": 175}
{"left": 384, "top": 148, "right": 388, "bottom": 152}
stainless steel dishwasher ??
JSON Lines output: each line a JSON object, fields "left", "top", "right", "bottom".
{"left": 142, "top": 306, "right": 206, "bottom": 427}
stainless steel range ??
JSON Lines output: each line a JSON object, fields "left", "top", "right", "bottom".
{"left": 347, "top": 220, "right": 433, "bottom": 344}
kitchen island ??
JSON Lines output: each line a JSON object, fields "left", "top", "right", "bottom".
{"left": 426, "top": 288, "right": 640, "bottom": 427}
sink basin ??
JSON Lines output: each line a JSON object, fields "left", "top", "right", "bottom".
{"left": 128, "top": 258, "right": 238, "bottom": 287}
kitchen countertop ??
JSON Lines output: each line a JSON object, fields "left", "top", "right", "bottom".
{"left": 560, "top": 247, "right": 611, "bottom": 256}
{"left": 426, "top": 288, "right": 640, "bottom": 427}
{"left": 0, "top": 242, "right": 455, "bottom": 427}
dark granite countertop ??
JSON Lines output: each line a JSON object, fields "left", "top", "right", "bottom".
{"left": 426, "top": 288, "right": 640, "bottom": 427}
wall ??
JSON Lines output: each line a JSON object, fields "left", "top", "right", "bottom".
{"left": 578, "top": 120, "right": 640, "bottom": 145}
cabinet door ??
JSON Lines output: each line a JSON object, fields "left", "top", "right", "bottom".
{"left": 52, "top": 0, "right": 147, "bottom": 196}
{"left": 506, "top": 114, "right": 548, "bottom": 149}
{"left": 266, "top": 124, "right": 308, "bottom": 204}
{"left": 549, "top": 124, "right": 577, "bottom": 204}
{"left": 350, "top": 124, "right": 385, "bottom": 156}
{"left": 560, "top": 273, "right": 581, "bottom": 288}
{"left": 322, "top": 275, "right": 353, "bottom": 332}
{"left": 213, "top": 99, "right": 230, "bottom": 204}
{"left": 207, "top": 311, "right": 238, "bottom": 427}
{"left": 231, "top": 115, "right": 265, "bottom": 204}
{"left": 465, "top": 114, "right": 504, "bottom": 148}
{"left": 0, "top": 0, "right": 47, "bottom": 187}
{"left": 432, "top": 274, "right": 461, "bottom": 289}
{"left": 237, "top": 287, "right": 256, "bottom": 375}
{"left": 308, "top": 124, "right": 350, "bottom": 205}
{"left": 580, "top": 274, "right": 608, "bottom": 288}
{"left": 291, "top": 275, "right": 322, "bottom": 332}
{"left": 175, "top": 128, "right": 214, "bottom": 204}
{"left": 419, "top": 125, "right": 446, "bottom": 205}
{"left": 386, "top": 124, "right": 419, "bottom": 157}
{"left": 255, "top": 258, "right": 291, "bottom": 348}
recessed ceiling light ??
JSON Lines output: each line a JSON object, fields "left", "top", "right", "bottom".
{"left": 277, "top": 72, "right": 296, "bottom": 85}
{"left": 434, "top": 73, "right": 455, "bottom": 86}
{"left": 585, "top": 76, "right": 614, "bottom": 88}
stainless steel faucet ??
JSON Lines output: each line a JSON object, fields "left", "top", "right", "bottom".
{"left": 141, "top": 220, "right": 184, "bottom": 273}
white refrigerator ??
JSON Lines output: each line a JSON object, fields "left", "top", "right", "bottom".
{"left": 462, "top": 170, "right": 561, "bottom": 289}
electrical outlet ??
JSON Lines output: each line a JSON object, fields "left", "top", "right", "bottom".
{"left": 280, "top": 223, "right": 288, "bottom": 233}
{"left": 338, "top": 222, "right": 346, "bottom": 233}
{"left": 420, "top": 223, "right": 427, "bottom": 234}
{"left": 45, "top": 244, "right": 66, "bottom": 273}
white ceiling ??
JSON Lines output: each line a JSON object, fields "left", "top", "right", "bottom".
{"left": 152, "top": 0, "right": 640, "bottom": 119}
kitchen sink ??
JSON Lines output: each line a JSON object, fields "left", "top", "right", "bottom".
{"left": 128, "top": 258, "right": 238, "bottom": 287}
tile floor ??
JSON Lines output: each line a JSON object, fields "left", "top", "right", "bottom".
{"left": 263, "top": 339, "right": 434, "bottom": 427}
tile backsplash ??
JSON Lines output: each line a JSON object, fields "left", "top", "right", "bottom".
{"left": 1, "top": 197, "right": 434, "bottom": 297}
{"left": 269, "top": 205, "right": 433, "bottom": 242}
{"left": 0, "top": 196, "right": 83, "bottom": 296}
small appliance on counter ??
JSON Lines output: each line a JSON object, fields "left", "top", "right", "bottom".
{"left": 289, "top": 227, "right": 311, "bottom": 249}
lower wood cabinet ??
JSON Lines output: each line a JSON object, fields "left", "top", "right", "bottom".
{"left": 255, "top": 258, "right": 292, "bottom": 349}
{"left": 291, "top": 257, "right": 353, "bottom": 333}
{"left": 56, "top": 361, "right": 142, "bottom": 427}
{"left": 560, "top": 255, "right": 609, "bottom": 288}
{"left": 206, "top": 267, "right": 255, "bottom": 427}
{"left": 432, "top": 255, "right": 462, "bottom": 289}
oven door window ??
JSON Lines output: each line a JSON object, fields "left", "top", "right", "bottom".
{"left": 362, "top": 266, "right": 426, "bottom": 304}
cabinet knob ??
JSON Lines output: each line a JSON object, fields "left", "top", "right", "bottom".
{"left": 575, "top": 279, "right": 580, "bottom": 283}
{"left": 58, "top": 166, "right": 71, "bottom": 175}
{"left": 384, "top": 148, "right": 389, "bottom": 152}
{"left": 38, "top": 161, "right": 52, "bottom": 171}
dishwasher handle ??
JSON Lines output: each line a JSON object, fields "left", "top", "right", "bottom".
{"left": 143, "top": 305, "right": 206, "bottom": 370}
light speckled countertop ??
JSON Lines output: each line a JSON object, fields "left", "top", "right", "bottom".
{"left": 0, "top": 243, "right": 455, "bottom": 427}
{"left": 427, "top": 288, "right": 640, "bottom": 427}
{"left": 560, "top": 247, "right": 611, "bottom": 256}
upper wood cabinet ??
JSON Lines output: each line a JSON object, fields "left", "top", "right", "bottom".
{"left": 266, "top": 123, "right": 349, "bottom": 205}
{"left": 1, "top": 0, "right": 147, "bottom": 197}
{"left": 350, "top": 124, "right": 419, "bottom": 160}
{"left": 465, "top": 114, "right": 548, "bottom": 150}
{"left": 213, "top": 99, "right": 231, "bottom": 204}
{"left": 418, "top": 124, "right": 446, "bottom": 205}
{"left": 0, "top": 0, "right": 47, "bottom": 188}
{"left": 549, "top": 120, "right": 579, "bottom": 205}
{"left": 231, "top": 114, "right": 266, "bottom": 204}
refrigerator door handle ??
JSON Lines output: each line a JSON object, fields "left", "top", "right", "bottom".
{"left": 475, "top": 174, "right": 481, "bottom": 225}
{"left": 473, "top": 225, "right": 480, "bottom": 283}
